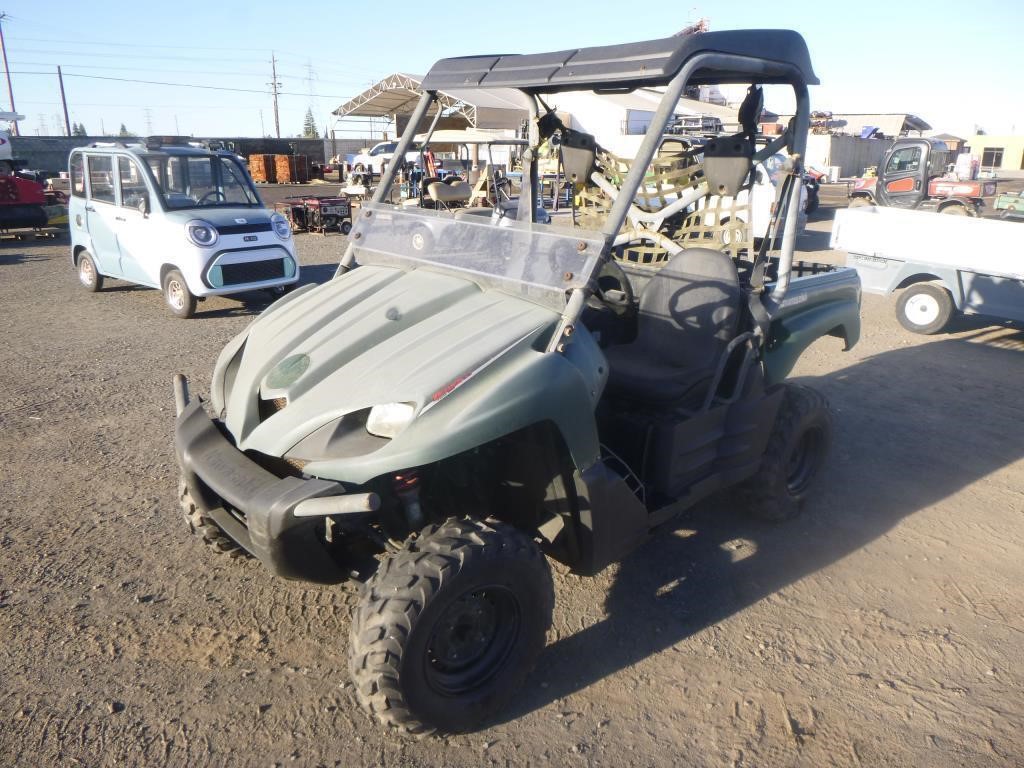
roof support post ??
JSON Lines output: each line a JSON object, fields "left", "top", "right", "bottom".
{"left": 517, "top": 96, "right": 540, "bottom": 222}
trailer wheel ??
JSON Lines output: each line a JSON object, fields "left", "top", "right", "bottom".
{"left": 163, "top": 269, "right": 197, "bottom": 319}
{"left": 349, "top": 517, "right": 553, "bottom": 735}
{"left": 77, "top": 250, "right": 103, "bottom": 292}
{"left": 896, "top": 282, "right": 954, "bottom": 335}
{"left": 736, "top": 384, "right": 832, "bottom": 522}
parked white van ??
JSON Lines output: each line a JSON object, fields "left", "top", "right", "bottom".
{"left": 69, "top": 138, "right": 299, "bottom": 318}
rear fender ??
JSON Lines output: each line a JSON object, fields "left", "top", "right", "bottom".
{"left": 936, "top": 197, "right": 979, "bottom": 216}
{"left": 764, "top": 270, "right": 861, "bottom": 386}
{"left": 892, "top": 267, "right": 962, "bottom": 308}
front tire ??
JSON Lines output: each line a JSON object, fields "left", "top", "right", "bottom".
{"left": 736, "top": 384, "right": 833, "bottom": 522}
{"left": 349, "top": 517, "right": 553, "bottom": 735}
{"left": 77, "top": 251, "right": 103, "bottom": 292}
{"left": 895, "top": 282, "right": 954, "bottom": 335}
{"left": 178, "top": 479, "right": 244, "bottom": 556}
{"left": 163, "top": 269, "right": 196, "bottom": 319}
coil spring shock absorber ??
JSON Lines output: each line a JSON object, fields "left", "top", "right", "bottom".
{"left": 393, "top": 471, "right": 424, "bottom": 531}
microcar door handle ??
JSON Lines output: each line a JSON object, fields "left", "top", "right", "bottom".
{"left": 114, "top": 216, "right": 126, "bottom": 222}
{"left": 85, "top": 205, "right": 96, "bottom": 211}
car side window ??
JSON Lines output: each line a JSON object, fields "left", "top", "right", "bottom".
{"left": 70, "top": 153, "right": 85, "bottom": 198}
{"left": 87, "top": 155, "right": 115, "bottom": 204}
{"left": 118, "top": 157, "right": 147, "bottom": 209}
{"left": 886, "top": 147, "right": 921, "bottom": 174}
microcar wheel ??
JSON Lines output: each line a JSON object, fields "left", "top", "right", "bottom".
{"left": 349, "top": 517, "right": 553, "bottom": 735}
{"left": 77, "top": 251, "right": 103, "bottom": 292}
{"left": 163, "top": 269, "right": 197, "bottom": 319}
{"left": 736, "top": 384, "right": 832, "bottom": 522}
{"left": 895, "top": 283, "right": 953, "bottom": 335}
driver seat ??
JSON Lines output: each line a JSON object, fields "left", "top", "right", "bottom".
{"left": 604, "top": 247, "right": 742, "bottom": 408}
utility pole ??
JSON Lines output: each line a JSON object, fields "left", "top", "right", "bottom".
{"left": 268, "top": 53, "right": 281, "bottom": 139}
{"left": 57, "top": 66, "right": 71, "bottom": 136}
{"left": 0, "top": 13, "right": 18, "bottom": 135}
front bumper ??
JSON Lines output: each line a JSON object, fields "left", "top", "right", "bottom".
{"left": 174, "top": 387, "right": 348, "bottom": 583}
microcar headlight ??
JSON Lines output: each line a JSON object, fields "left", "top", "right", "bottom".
{"left": 185, "top": 219, "right": 218, "bottom": 248}
{"left": 271, "top": 213, "right": 292, "bottom": 240}
{"left": 365, "top": 402, "right": 415, "bottom": 439}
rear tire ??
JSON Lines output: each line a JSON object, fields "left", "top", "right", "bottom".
{"left": 848, "top": 196, "right": 873, "bottom": 208}
{"left": 895, "top": 282, "right": 954, "bottom": 335}
{"left": 939, "top": 204, "right": 968, "bottom": 216}
{"left": 163, "top": 269, "right": 196, "bottom": 319}
{"left": 349, "top": 517, "right": 553, "bottom": 735}
{"left": 77, "top": 251, "right": 103, "bottom": 292}
{"left": 736, "top": 384, "right": 832, "bottom": 522}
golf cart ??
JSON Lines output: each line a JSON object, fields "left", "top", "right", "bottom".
{"left": 173, "top": 30, "right": 860, "bottom": 734}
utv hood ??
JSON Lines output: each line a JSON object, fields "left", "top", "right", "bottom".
{"left": 222, "top": 265, "right": 559, "bottom": 457}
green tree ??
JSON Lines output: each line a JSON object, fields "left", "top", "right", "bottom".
{"left": 118, "top": 123, "right": 135, "bottom": 137}
{"left": 72, "top": 122, "right": 88, "bottom": 137}
{"left": 302, "top": 108, "right": 318, "bottom": 138}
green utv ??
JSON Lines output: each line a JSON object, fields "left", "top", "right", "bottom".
{"left": 173, "top": 30, "right": 860, "bottom": 734}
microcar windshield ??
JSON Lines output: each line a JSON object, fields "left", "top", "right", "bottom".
{"left": 145, "top": 154, "right": 261, "bottom": 209}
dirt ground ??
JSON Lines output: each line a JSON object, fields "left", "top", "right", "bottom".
{"left": 1, "top": 197, "right": 1022, "bottom": 767}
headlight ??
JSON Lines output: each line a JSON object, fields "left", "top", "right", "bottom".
{"left": 185, "top": 219, "right": 218, "bottom": 247}
{"left": 271, "top": 213, "right": 291, "bottom": 240}
{"left": 365, "top": 402, "right": 415, "bottom": 439}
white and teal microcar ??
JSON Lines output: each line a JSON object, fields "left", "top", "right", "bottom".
{"left": 69, "top": 138, "right": 299, "bottom": 318}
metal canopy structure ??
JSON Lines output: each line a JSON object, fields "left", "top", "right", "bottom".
{"left": 332, "top": 73, "right": 527, "bottom": 130}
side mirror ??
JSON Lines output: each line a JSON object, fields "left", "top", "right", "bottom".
{"left": 138, "top": 194, "right": 150, "bottom": 217}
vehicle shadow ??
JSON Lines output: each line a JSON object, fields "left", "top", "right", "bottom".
{"left": 0, "top": 251, "right": 48, "bottom": 265}
{"left": 497, "top": 338, "right": 1024, "bottom": 723}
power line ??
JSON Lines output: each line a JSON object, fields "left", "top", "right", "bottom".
{"left": 5, "top": 69, "right": 349, "bottom": 99}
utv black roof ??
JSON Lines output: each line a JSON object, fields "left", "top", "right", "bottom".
{"left": 421, "top": 30, "right": 818, "bottom": 94}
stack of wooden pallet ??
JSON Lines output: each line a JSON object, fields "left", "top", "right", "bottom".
{"left": 275, "top": 155, "right": 309, "bottom": 184}
{"left": 248, "top": 154, "right": 276, "bottom": 183}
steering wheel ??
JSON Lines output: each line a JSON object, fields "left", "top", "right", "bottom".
{"left": 198, "top": 190, "right": 227, "bottom": 204}
{"left": 588, "top": 258, "right": 635, "bottom": 316}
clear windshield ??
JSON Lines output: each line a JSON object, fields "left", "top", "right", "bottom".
{"left": 352, "top": 203, "right": 605, "bottom": 311}
{"left": 145, "top": 154, "right": 260, "bottom": 210}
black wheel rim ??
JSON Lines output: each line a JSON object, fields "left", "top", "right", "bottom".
{"left": 787, "top": 427, "right": 824, "bottom": 495}
{"left": 425, "top": 586, "right": 521, "bottom": 697}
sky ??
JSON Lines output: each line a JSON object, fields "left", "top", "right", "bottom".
{"left": 2, "top": 0, "right": 1021, "bottom": 141}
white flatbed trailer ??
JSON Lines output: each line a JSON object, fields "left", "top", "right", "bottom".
{"left": 832, "top": 206, "right": 1024, "bottom": 333}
